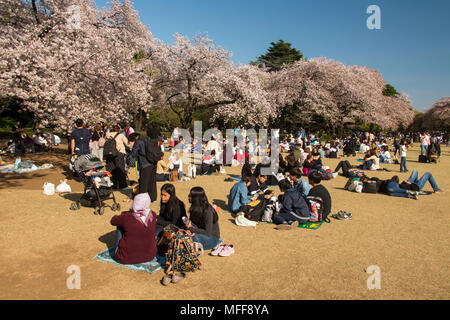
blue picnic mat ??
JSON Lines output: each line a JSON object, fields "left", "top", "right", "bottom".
{"left": 94, "top": 246, "right": 166, "bottom": 274}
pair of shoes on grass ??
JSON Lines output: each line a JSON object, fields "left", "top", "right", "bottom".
{"left": 211, "top": 244, "right": 235, "bottom": 257}
{"left": 332, "top": 210, "right": 352, "bottom": 220}
{"left": 161, "top": 272, "right": 186, "bottom": 286}
{"left": 275, "top": 220, "right": 299, "bottom": 230}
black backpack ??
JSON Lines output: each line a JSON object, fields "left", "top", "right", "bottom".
{"left": 240, "top": 198, "right": 267, "bottom": 222}
{"left": 363, "top": 181, "right": 378, "bottom": 193}
{"left": 144, "top": 137, "right": 163, "bottom": 165}
{"left": 103, "top": 133, "right": 120, "bottom": 159}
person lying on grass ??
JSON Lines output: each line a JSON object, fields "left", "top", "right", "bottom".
{"left": 399, "top": 170, "right": 444, "bottom": 194}
{"left": 385, "top": 176, "right": 420, "bottom": 200}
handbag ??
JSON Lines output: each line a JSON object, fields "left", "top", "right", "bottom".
{"left": 165, "top": 230, "right": 201, "bottom": 275}
{"left": 157, "top": 224, "right": 179, "bottom": 256}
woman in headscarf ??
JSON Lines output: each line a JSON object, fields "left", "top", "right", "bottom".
{"left": 110, "top": 193, "right": 157, "bottom": 264}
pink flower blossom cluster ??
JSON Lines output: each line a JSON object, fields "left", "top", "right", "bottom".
{"left": 1, "top": 0, "right": 419, "bottom": 131}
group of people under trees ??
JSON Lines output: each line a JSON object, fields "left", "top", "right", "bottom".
{"left": 67, "top": 120, "right": 445, "bottom": 283}
{"left": 5, "top": 120, "right": 61, "bottom": 154}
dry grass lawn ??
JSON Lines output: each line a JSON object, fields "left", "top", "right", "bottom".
{"left": 0, "top": 143, "right": 448, "bottom": 299}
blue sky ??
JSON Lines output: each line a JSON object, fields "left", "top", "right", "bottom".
{"left": 95, "top": 0, "right": 450, "bottom": 112}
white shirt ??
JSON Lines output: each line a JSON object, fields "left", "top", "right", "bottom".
{"left": 400, "top": 145, "right": 407, "bottom": 157}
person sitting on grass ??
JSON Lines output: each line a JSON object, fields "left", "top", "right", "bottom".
{"left": 110, "top": 193, "right": 157, "bottom": 265}
{"left": 200, "top": 150, "right": 220, "bottom": 175}
{"left": 288, "top": 168, "right": 311, "bottom": 198}
{"left": 248, "top": 173, "right": 269, "bottom": 195}
{"left": 156, "top": 157, "right": 170, "bottom": 182}
{"left": 228, "top": 176, "right": 257, "bottom": 214}
{"left": 156, "top": 183, "right": 187, "bottom": 238}
{"left": 308, "top": 171, "right": 332, "bottom": 220}
{"left": 273, "top": 179, "right": 310, "bottom": 230}
{"left": 184, "top": 187, "right": 222, "bottom": 251}
{"left": 379, "top": 146, "right": 392, "bottom": 163}
{"left": 363, "top": 149, "right": 380, "bottom": 170}
{"left": 285, "top": 154, "right": 299, "bottom": 173}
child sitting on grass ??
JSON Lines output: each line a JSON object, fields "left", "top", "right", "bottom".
{"left": 273, "top": 179, "right": 310, "bottom": 230}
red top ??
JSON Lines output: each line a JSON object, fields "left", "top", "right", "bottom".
{"left": 110, "top": 211, "right": 157, "bottom": 264}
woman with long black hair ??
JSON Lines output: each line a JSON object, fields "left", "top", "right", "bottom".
{"left": 184, "top": 187, "right": 222, "bottom": 250}
{"left": 156, "top": 183, "right": 187, "bottom": 237}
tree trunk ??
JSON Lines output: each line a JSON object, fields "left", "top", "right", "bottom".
{"left": 134, "top": 109, "right": 145, "bottom": 132}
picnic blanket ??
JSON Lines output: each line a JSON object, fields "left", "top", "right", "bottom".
{"left": 264, "top": 221, "right": 324, "bottom": 230}
{"left": 0, "top": 163, "right": 54, "bottom": 174}
{"left": 94, "top": 246, "right": 165, "bottom": 274}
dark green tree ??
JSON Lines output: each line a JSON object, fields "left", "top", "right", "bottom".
{"left": 382, "top": 84, "right": 399, "bottom": 97}
{"left": 251, "top": 40, "right": 304, "bottom": 72}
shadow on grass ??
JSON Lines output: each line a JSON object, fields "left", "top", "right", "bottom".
{"left": 212, "top": 199, "right": 228, "bottom": 211}
{"left": 0, "top": 171, "right": 49, "bottom": 189}
{"left": 98, "top": 230, "right": 117, "bottom": 249}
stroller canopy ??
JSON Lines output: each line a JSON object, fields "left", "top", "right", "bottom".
{"left": 74, "top": 154, "right": 103, "bottom": 173}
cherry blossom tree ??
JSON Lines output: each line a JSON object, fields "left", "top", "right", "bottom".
{"left": 269, "top": 57, "right": 414, "bottom": 131}
{"left": 422, "top": 97, "right": 450, "bottom": 131}
{"left": 149, "top": 34, "right": 276, "bottom": 128}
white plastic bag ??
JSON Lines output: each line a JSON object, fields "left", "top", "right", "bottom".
{"left": 56, "top": 179, "right": 72, "bottom": 193}
{"left": 235, "top": 213, "right": 258, "bottom": 227}
{"left": 43, "top": 182, "right": 55, "bottom": 196}
{"left": 348, "top": 180, "right": 363, "bottom": 192}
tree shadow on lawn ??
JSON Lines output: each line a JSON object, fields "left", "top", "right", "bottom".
{"left": 0, "top": 172, "right": 49, "bottom": 190}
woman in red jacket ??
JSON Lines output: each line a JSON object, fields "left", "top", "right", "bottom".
{"left": 111, "top": 193, "right": 157, "bottom": 264}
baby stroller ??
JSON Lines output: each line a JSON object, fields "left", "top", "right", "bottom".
{"left": 69, "top": 154, "right": 121, "bottom": 215}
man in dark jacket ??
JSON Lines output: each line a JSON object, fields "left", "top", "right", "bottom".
{"left": 273, "top": 179, "right": 310, "bottom": 229}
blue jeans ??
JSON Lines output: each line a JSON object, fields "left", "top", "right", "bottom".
{"left": 386, "top": 181, "right": 409, "bottom": 198}
{"left": 400, "top": 156, "right": 407, "bottom": 172}
{"left": 192, "top": 233, "right": 222, "bottom": 250}
{"left": 110, "top": 228, "right": 123, "bottom": 258}
{"left": 407, "top": 170, "right": 439, "bottom": 191}
{"left": 421, "top": 145, "right": 428, "bottom": 156}
{"left": 155, "top": 225, "right": 164, "bottom": 240}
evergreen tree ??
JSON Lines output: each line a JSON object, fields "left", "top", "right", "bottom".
{"left": 251, "top": 40, "right": 304, "bottom": 71}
